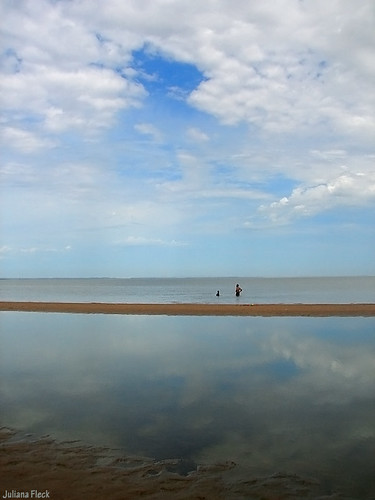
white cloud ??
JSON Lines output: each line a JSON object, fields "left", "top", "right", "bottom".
{"left": 0, "top": 126, "right": 55, "bottom": 153}
{"left": 134, "top": 122, "right": 163, "bottom": 142}
{"left": 0, "top": 65, "right": 146, "bottom": 133}
{"left": 0, "top": 246, "right": 12, "bottom": 258}
{"left": 118, "top": 236, "right": 186, "bottom": 247}
{"left": 186, "top": 127, "right": 209, "bottom": 143}
{"left": 0, "top": 1, "right": 146, "bottom": 134}
{"left": 0, "top": 245, "right": 72, "bottom": 256}
{"left": 259, "top": 172, "right": 375, "bottom": 224}
{"left": 2, "top": 0, "right": 374, "bottom": 140}
{"left": 175, "top": 1, "right": 375, "bottom": 139}
{"left": 310, "top": 150, "right": 348, "bottom": 161}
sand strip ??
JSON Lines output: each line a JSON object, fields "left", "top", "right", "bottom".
{"left": 0, "top": 301, "right": 374, "bottom": 316}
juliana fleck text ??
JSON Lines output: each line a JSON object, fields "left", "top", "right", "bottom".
{"left": 2, "top": 491, "right": 50, "bottom": 499}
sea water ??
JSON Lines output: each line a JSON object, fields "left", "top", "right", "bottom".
{"left": 0, "top": 312, "right": 374, "bottom": 498}
{"left": 0, "top": 276, "right": 374, "bottom": 303}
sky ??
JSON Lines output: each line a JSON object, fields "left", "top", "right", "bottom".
{"left": 1, "top": 0, "right": 374, "bottom": 278}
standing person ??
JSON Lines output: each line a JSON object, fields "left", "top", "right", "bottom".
{"left": 235, "top": 284, "right": 242, "bottom": 297}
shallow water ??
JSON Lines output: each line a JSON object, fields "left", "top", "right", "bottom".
{"left": 1, "top": 276, "right": 375, "bottom": 303}
{"left": 0, "top": 312, "right": 374, "bottom": 498}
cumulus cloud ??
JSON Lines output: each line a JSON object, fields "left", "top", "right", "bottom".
{"left": 0, "top": 0, "right": 146, "bottom": 134}
{"left": 259, "top": 172, "right": 375, "bottom": 224}
{"left": 2, "top": 0, "right": 373, "bottom": 139}
{"left": 2, "top": 0, "right": 374, "bottom": 140}
{"left": 172, "top": 0, "right": 375, "bottom": 139}
{"left": 1, "top": 64, "right": 146, "bottom": 132}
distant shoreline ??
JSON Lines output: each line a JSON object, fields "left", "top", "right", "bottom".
{"left": 1, "top": 302, "right": 374, "bottom": 316}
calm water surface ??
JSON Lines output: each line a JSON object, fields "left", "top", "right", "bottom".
{"left": 0, "top": 312, "right": 374, "bottom": 498}
{"left": 1, "top": 276, "right": 375, "bottom": 303}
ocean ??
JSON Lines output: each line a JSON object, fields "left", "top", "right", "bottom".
{"left": 0, "top": 276, "right": 374, "bottom": 304}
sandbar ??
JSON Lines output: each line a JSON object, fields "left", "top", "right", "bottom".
{"left": 0, "top": 301, "right": 374, "bottom": 316}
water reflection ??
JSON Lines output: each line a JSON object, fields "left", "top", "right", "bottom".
{"left": 0, "top": 313, "right": 374, "bottom": 498}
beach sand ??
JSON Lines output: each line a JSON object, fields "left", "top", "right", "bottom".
{"left": 1, "top": 428, "right": 346, "bottom": 500}
{"left": 0, "top": 301, "right": 374, "bottom": 316}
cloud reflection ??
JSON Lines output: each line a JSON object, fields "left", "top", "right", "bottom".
{"left": 0, "top": 313, "right": 374, "bottom": 497}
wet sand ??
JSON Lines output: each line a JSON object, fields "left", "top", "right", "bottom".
{"left": 0, "top": 428, "right": 346, "bottom": 500}
{"left": 0, "top": 301, "right": 374, "bottom": 316}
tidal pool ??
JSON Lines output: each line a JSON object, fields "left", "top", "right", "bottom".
{"left": 0, "top": 312, "right": 374, "bottom": 498}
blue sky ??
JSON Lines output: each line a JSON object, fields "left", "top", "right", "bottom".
{"left": 1, "top": 0, "right": 374, "bottom": 278}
